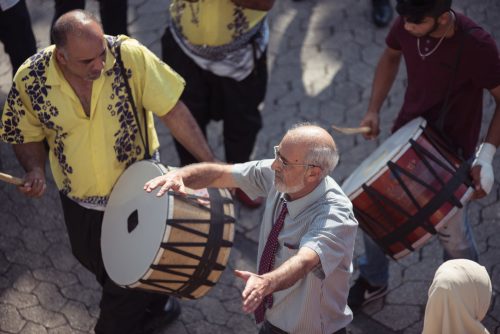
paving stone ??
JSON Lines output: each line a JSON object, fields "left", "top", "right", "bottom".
{"left": 205, "top": 283, "right": 241, "bottom": 303}
{"left": 193, "top": 296, "right": 229, "bottom": 325}
{"left": 19, "top": 306, "right": 66, "bottom": 329}
{"left": 60, "top": 285, "right": 100, "bottom": 309}
{"left": 402, "top": 256, "right": 441, "bottom": 282}
{"left": 32, "top": 268, "right": 78, "bottom": 289}
{"left": 403, "top": 319, "right": 424, "bottom": 334}
{"left": 19, "top": 322, "right": 48, "bottom": 334}
{"left": 21, "top": 228, "right": 50, "bottom": 254}
{"left": 47, "top": 325, "right": 88, "bottom": 334}
{"left": 33, "top": 282, "right": 66, "bottom": 312}
{"left": 157, "top": 320, "right": 189, "bottom": 334}
{"left": 385, "top": 281, "right": 429, "bottom": 306}
{"left": 0, "top": 304, "right": 26, "bottom": 333}
{"left": 226, "top": 312, "right": 258, "bottom": 334}
{"left": 0, "top": 234, "right": 24, "bottom": 255}
{"left": 59, "top": 301, "right": 94, "bottom": 332}
{"left": 178, "top": 305, "right": 204, "bottom": 324}
{"left": 0, "top": 212, "right": 22, "bottom": 238}
{"left": 45, "top": 244, "right": 78, "bottom": 271}
{"left": 184, "top": 321, "right": 229, "bottom": 334}
{"left": 372, "top": 304, "right": 421, "bottom": 331}
{"left": 2, "top": 289, "right": 38, "bottom": 309}
{"left": 72, "top": 265, "right": 101, "bottom": 290}
{"left": 6, "top": 250, "right": 51, "bottom": 270}
{"left": 482, "top": 201, "right": 500, "bottom": 220}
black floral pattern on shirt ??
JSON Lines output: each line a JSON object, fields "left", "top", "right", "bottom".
{"left": 1, "top": 82, "right": 25, "bottom": 143}
{"left": 106, "top": 36, "right": 143, "bottom": 169}
{"left": 228, "top": 7, "right": 250, "bottom": 39}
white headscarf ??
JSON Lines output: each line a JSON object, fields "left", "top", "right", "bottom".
{"left": 422, "top": 259, "right": 492, "bottom": 334}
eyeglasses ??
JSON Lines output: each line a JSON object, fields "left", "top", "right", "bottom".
{"left": 273, "top": 146, "right": 318, "bottom": 169}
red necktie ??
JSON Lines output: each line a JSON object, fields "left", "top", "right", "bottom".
{"left": 254, "top": 201, "right": 288, "bottom": 324}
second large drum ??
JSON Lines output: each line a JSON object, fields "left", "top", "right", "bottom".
{"left": 342, "top": 117, "right": 473, "bottom": 259}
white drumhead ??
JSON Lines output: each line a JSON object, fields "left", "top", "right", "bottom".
{"left": 101, "top": 160, "right": 170, "bottom": 286}
{"left": 342, "top": 117, "right": 426, "bottom": 196}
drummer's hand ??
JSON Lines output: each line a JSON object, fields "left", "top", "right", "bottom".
{"left": 360, "top": 111, "right": 380, "bottom": 140}
{"left": 470, "top": 165, "right": 492, "bottom": 200}
{"left": 144, "top": 172, "right": 186, "bottom": 197}
{"left": 470, "top": 142, "right": 496, "bottom": 200}
{"left": 234, "top": 270, "right": 273, "bottom": 313}
{"left": 18, "top": 168, "right": 46, "bottom": 198}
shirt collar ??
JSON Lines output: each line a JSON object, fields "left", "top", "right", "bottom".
{"left": 284, "top": 177, "right": 331, "bottom": 219}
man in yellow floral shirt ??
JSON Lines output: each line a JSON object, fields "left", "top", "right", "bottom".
{"left": 0, "top": 10, "right": 215, "bottom": 334}
{"left": 162, "top": 0, "right": 275, "bottom": 208}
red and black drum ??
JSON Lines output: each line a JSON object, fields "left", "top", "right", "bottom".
{"left": 342, "top": 117, "right": 473, "bottom": 259}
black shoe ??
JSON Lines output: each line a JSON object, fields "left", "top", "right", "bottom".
{"left": 347, "top": 277, "right": 388, "bottom": 312}
{"left": 142, "top": 297, "right": 181, "bottom": 334}
{"left": 372, "top": 0, "right": 393, "bottom": 27}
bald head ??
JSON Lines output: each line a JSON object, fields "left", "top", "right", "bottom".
{"left": 52, "top": 10, "right": 103, "bottom": 48}
{"left": 283, "top": 123, "right": 339, "bottom": 177}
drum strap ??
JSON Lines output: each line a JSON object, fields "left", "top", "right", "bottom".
{"left": 107, "top": 37, "right": 151, "bottom": 160}
{"left": 434, "top": 26, "right": 481, "bottom": 155}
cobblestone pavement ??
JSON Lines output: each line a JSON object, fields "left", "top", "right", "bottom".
{"left": 1, "top": 0, "right": 499, "bottom": 333}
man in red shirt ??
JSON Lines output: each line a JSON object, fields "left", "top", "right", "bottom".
{"left": 348, "top": 0, "right": 500, "bottom": 311}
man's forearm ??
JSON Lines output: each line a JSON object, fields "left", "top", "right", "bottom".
{"left": 263, "top": 247, "right": 319, "bottom": 293}
{"left": 180, "top": 162, "right": 236, "bottom": 189}
{"left": 367, "top": 48, "right": 401, "bottom": 114}
{"left": 13, "top": 142, "right": 47, "bottom": 173}
{"left": 161, "top": 101, "right": 215, "bottom": 163}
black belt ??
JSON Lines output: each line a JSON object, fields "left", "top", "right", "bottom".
{"left": 262, "top": 320, "right": 347, "bottom": 334}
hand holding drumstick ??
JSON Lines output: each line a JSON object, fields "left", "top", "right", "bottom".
{"left": 0, "top": 169, "right": 46, "bottom": 198}
{"left": 359, "top": 111, "right": 380, "bottom": 140}
{"left": 331, "top": 111, "right": 380, "bottom": 139}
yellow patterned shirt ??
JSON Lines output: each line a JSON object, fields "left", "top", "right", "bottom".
{"left": 0, "top": 35, "right": 185, "bottom": 207}
{"left": 170, "top": 0, "right": 267, "bottom": 46}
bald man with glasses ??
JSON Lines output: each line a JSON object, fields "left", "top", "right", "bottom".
{"left": 145, "top": 123, "right": 358, "bottom": 334}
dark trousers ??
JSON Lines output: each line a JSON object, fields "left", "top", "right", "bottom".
{"left": 59, "top": 193, "right": 168, "bottom": 334}
{"left": 161, "top": 28, "right": 266, "bottom": 166}
{"left": 0, "top": 0, "right": 37, "bottom": 76}
{"left": 259, "top": 320, "right": 347, "bottom": 334}
{"left": 51, "top": 0, "right": 128, "bottom": 40}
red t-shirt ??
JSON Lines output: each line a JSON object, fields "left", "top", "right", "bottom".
{"left": 387, "top": 12, "right": 500, "bottom": 158}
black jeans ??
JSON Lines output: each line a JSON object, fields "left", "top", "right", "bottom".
{"left": 259, "top": 320, "right": 347, "bottom": 334}
{"left": 0, "top": 0, "right": 37, "bottom": 76}
{"left": 59, "top": 193, "right": 168, "bottom": 334}
{"left": 161, "top": 27, "right": 266, "bottom": 166}
{"left": 51, "top": 0, "right": 128, "bottom": 40}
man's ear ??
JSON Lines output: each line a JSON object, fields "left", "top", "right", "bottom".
{"left": 306, "top": 166, "right": 322, "bottom": 181}
{"left": 55, "top": 48, "right": 67, "bottom": 65}
{"left": 437, "top": 11, "right": 450, "bottom": 26}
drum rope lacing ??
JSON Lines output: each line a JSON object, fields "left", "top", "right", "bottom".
{"left": 142, "top": 189, "right": 235, "bottom": 299}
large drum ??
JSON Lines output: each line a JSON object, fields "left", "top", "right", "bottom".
{"left": 101, "top": 160, "right": 235, "bottom": 299}
{"left": 342, "top": 117, "right": 473, "bottom": 259}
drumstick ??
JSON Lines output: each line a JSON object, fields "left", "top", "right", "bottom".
{"left": 331, "top": 124, "right": 371, "bottom": 135}
{"left": 0, "top": 172, "right": 24, "bottom": 186}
